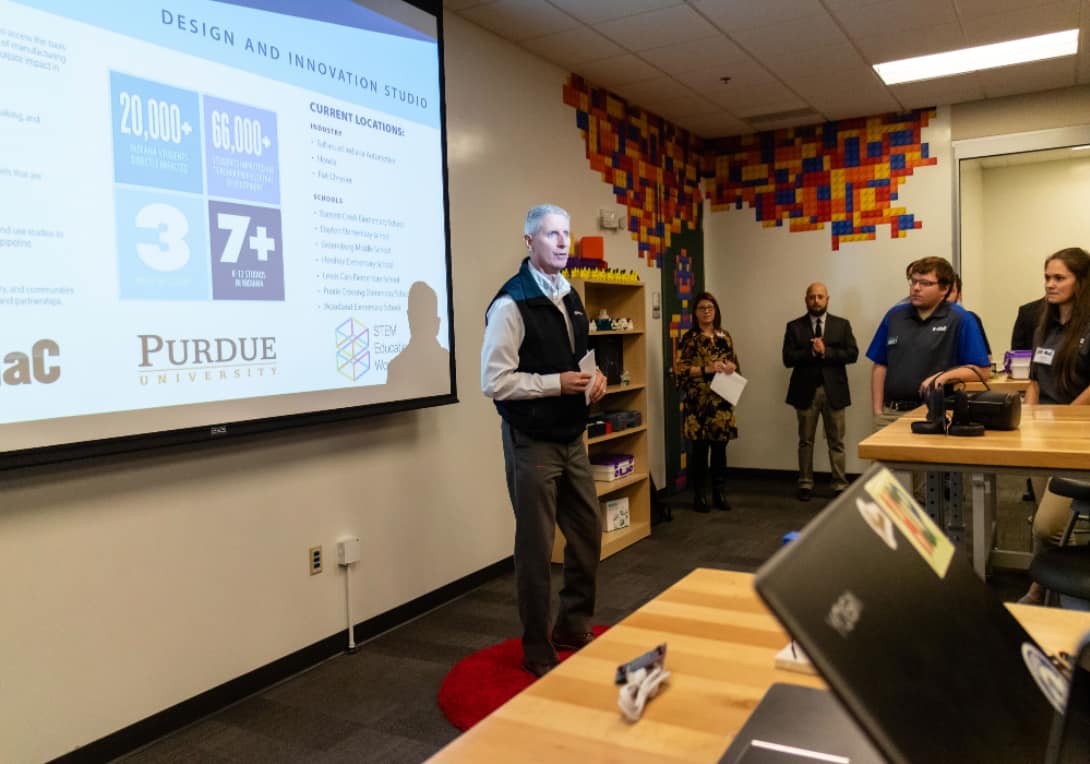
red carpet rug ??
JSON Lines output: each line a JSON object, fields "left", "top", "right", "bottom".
{"left": 437, "top": 625, "right": 610, "bottom": 731}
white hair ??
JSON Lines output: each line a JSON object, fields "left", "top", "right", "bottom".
{"left": 524, "top": 204, "right": 570, "bottom": 236}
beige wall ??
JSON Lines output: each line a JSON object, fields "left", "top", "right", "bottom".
{"left": 963, "top": 155, "right": 1090, "bottom": 355}
{"left": 952, "top": 85, "right": 1090, "bottom": 141}
{"left": 0, "top": 14, "right": 663, "bottom": 763}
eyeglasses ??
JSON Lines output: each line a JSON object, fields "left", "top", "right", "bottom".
{"left": 695, "top": 305, "right": 716, "bottom": 312}
{"left": 908, "top": 277, "right": 939, "bottom": 288}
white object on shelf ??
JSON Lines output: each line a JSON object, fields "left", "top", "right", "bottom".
{"left": 603, "top": 497, "right": 630, "bottom": 531}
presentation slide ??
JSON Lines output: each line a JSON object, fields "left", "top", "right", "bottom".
{"left": 0, "top": 0, "right": 453, "bottom": 460}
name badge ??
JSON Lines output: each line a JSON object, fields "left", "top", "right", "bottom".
{"left": 887, "top": 336, "right": 898, "bottom": 346}
{"left": 1033, "top": 347, "right": 1054, "bottom": 366}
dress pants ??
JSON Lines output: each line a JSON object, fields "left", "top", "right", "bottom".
{"left": 795, "top": 385, "right": 847, "bottom": 490}
{"left": 501, "top": 420, "right": 601, "bottom": 664}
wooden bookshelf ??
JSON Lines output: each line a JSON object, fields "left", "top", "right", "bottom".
{"left": 553, "top": 278, "right": 651, "bottom": 562}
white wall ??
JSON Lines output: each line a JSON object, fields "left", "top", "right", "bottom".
{"left": 964, "top": 156, "right": 1090, "bottom": 356}
{"left": 703, "top": 109, "right": 954, "bottom": 475}
{"left": 0, "top": 15, "right": 663, "bottom": 763}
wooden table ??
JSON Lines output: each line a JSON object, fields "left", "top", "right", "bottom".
{"left": 858, "top": 405, "right": 1090, "bottom": 577}
{"left": 427, "top": 568, "right": 1090, "bottom": 763}
{"left": 965, "top": 375, "right": 1031, "bottom": 394}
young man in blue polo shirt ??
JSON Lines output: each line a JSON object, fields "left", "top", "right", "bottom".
{"left": 867, "top": 256, "right": 990, "bottom": 431}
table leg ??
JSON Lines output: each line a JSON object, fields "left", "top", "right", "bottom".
{"left": 970, "top": 471, "right": 995, "bottom": 580}
{"left": 946, "top": 473, "right": 967, "bottom": 549}
{"left": 924, "top": 470, "right": 945, "bottom": 530}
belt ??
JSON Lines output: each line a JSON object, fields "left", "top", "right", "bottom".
{"left": 884, "top": 399, "right": 920, "bottom": 411}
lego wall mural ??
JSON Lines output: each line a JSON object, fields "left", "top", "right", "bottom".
{"left": 703, "top": 110, "right": 938, "bottom": 250}
{"left": 562, "top": 75, "right": 705, "bottom": 268}
{"left": 563, "top": 78, "right": 938, "bottom": 488}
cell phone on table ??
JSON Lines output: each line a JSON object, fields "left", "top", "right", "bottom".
{"left": 614, "top": 643, "right": 666, "bottom": 684}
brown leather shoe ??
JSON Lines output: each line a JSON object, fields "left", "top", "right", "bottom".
{"left": 521, "top": 658, "right": 557, "bottom": 678}
{"left": 552, "top": 630, "right": 595, "bottom": 652}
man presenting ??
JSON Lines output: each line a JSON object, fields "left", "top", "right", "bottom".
{"left": 867, "top": 256, "right": 990, "bottom": 430}
{"left": 782, "top": 283, "right": 858, "bottom": 501}
{"left": 481, "top": 204, "right": 607, "bottom": 678}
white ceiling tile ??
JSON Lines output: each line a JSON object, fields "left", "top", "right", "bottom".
{"left": 544, "top": 0, "right": 683, "bottom": 25}
{"left": 762, "top": 42, "right": 870, "bottom": 81}
{"left": 674, "top": 59, "right": 782, "bottom": 92}
{"left": 640, "top": 92, "right": 721, "bottom": 121}
{"left": 619, "top": 75, "right": 695, "bottom": 102}
{"left": 823, "top": 0, "right": 895, "bottom": 9}
{"left": 710, "top": 83, "right": 810, "bottom": 118}
{"left": 672, "top": 111, "right": 752, "bottom": 138}
{"left": 855, "top": 23, "right": 966, "bottom": 63}
{"left": 519, "top": 25, "right": 625, "bottom": 66}
{"left": 594, "top": 5, "right": 720, "bottom": 50}
{"left": 444, "top": 0, "right": 493, "bottom": 10}
{"left": 790, "top": 71, "right": 899, "bottom": 116}
{"left": 458, "top": 0, "right": 580, "bottom": 42}
{"left": 976, "top": 57, "right": 1077, "bottom": 98}
{"left": 960, "top": 1, "right": 1080, "bottom": 46}
{"left": 637, "top": 35, "right": 750, "bottom": 75}
{"left": 830, "top": 0, "right": 958, "bottom": 40}
{"left": 730, "top": 13, "right": 848, "bottom": 55}
{"left": 887, "top": 72, "right": 986, "bottom": 109}
{"left": 954, "top": 0, "right": 1067, "bottom": 18}
{"left": 688, "top": 0, "right": 825, "bottom": 32}
{"left": 575, "top": 54, "right": 665, "bottom": 87}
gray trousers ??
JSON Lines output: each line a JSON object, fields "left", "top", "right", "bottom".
{"left": 796, "top": 386, "right": 848, "bottom": 490}
{"left": 501, "top": 420, "right": 601, "bottom": 663}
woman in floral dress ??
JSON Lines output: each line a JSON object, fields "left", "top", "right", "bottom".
{"left": 676, "top": 291, "right": 740, "bottom": 512}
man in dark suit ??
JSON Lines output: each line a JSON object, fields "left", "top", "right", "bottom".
{"left": 782, "top": 283, "right": 859, "bottom": 501}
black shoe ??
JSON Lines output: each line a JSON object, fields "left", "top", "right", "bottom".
{"left": 693, "top": 493, "right": 710, "bottom": 513}
{"left": 832, "top": 485, "right": 848, "bottom": 496}
{"left": 713, "top": 489, "right": 732, "bottom": 511}
{"left": 521, "top": 658, "right": 557, "bottom": 678}
{"left": 552, "top": 630, "right": 595, "bottom": 652}
{"left": 798, "top": 486, "right": 812, "bottom": 502}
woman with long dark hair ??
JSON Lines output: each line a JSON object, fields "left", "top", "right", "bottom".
{"left": 1019, "top": 246, "right": 1090, "bottom": 604}
{"left": 676, "top": 291, "right": 740, "bottom": 513}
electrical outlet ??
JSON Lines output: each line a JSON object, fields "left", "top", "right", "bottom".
{"left": 309, "top": 545, "right": 323, "bottom": 575}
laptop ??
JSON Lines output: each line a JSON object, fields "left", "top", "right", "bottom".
{"left": 720, "top": 683, "right": 883, "bottom": 763}
{"left": 748, "top": 463, "right": 1074, "bottom": 763}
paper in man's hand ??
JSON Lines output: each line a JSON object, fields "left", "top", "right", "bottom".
{"left": 579, "top": 350, "right": 597, "bottom": 404}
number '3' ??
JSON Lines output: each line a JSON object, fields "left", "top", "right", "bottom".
{"left": 135, "top": 203, "right": 190, "bottom": 271}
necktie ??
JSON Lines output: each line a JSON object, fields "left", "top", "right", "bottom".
{"left": 814, "top": 318, "right": 822, "bottom": 338}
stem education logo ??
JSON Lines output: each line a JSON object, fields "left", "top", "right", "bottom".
{"left": 335, "top": 318, "right": 370, "bottom": 381}
{"left": 136, "top": 334, "right": 278, "bottom": 385}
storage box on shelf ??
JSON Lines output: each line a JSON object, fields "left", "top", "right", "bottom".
{"left": 553, "top": 277, "right": 650, "bottom": 562}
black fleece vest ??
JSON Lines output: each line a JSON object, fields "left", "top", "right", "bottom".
{"left": 487, "top": 258, "right": 589, "bottom": 442}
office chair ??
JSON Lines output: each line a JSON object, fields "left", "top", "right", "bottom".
{"left": 1029, "top": 477, "right": 1090, "bottom": 608}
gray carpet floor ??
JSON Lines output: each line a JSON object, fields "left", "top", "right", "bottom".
{"left": 119, "top": 472, "right": 1036, "bottom": 763}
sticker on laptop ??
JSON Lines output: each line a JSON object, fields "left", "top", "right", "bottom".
{"left": 1021, "top": 642, "right": 1069, "bottom": 714}
{"left": 864, "top": 468, "right": 953, "bottom": 578}
{"left": 857, "top": 497, "right": 897, "bottom": 551}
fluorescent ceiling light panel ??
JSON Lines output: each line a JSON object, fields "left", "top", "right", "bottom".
{"left": 874, "top": 29, "right": 1078, "bottom": 85}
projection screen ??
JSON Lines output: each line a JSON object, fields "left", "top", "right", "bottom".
{"left": 0, "top": 0, "right": 454, "bottom": 468}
